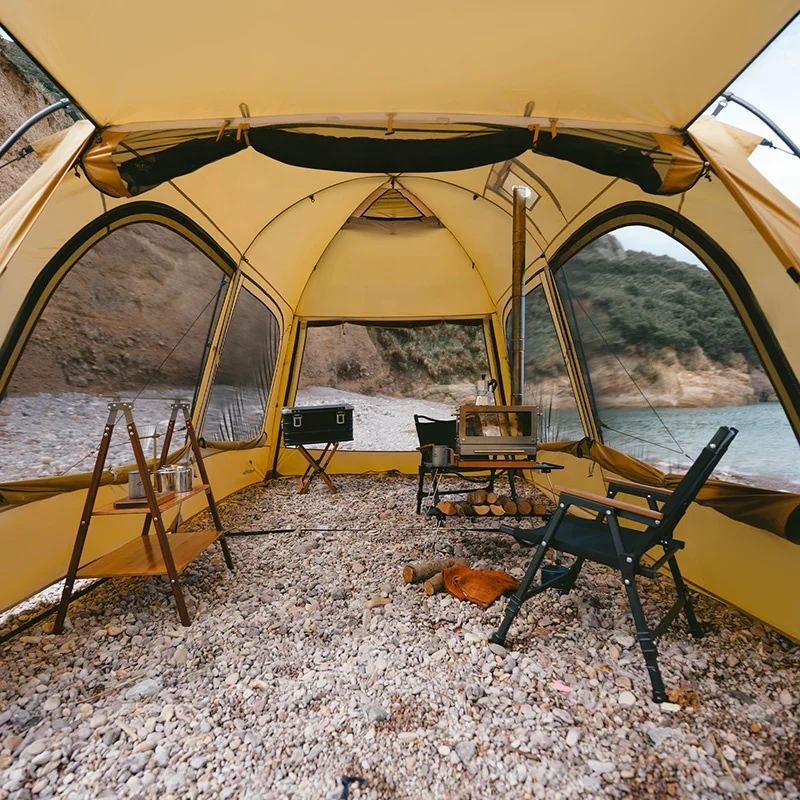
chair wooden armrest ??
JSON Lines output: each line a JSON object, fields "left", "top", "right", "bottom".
{"left": 603, "top": 476, "right": 673, "bottom": 500}
{"left": 555, "top": 485, "right": 664, "bottom": 523}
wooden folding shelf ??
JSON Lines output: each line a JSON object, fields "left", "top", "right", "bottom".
{"left": 53, "top": 400, "right": 234, "bottom": 632}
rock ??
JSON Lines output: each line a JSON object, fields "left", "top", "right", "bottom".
{"left": 351, "top": 563, "right": 366, "bottom": 575}
{"left": 89, "top": 711, "right": 107, "bottom": 729}
{"left": 365, "top": 597, "right": 389, "bottom": 609}
{"left": 174, "top": 646, "right": 188, "bottom": 665}
{"left": 552, "top": 708, "right": 574, "bottom": 725}
{"left": 566, "top": 728, "right": 581, "bottom": 747}
{"left": 24, "top": 741, "right": 47, "bottom": 756}
{"left": 779, "top": 690, "right": 793, "bottom": 706}
{"left": 488, "top": 643, "right": 507, "bottom": 657}
{"left": 614, "top": 633, "right": 635, "bottom": 648}
{"left": 455, "top": 740, "right": 476, "bottom": 763}
{"left": 618, "top": 691, "right": 636, "bottom": 706}
{"left": 363, "top": 702, "right": 389, "bottom": 723}
{"left": 43, "top": 697, "right": 60, "bottom": 712}
{"left": 125, "top": 678, "right": 161, "bottom": 700}
{"left": 155, "top": 746, "right": 169, "bottom": 767}
{"left": 660, "top": 702, "right": 681, "bottom": 713}
{"left": 134, "top": 739, "right": 156, "bottom": 753}
{"left": 647, "top": 726, "right": 680, "bottom": 747}
{"left": 106, "top": 625, "right": 124, "bottom": 636}
{"left": 588, "top": 760, "right": 615, "bottom": 774}
{"left": 190, "top": 755, "right": 207, "bottom": 770}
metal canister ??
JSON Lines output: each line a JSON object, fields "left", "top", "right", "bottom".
{"left": 171, "top": 465, "right": 193, "bottom": 493}
{"left": 128, "top": 470, "right": 149, "bottom": 499}
{"left": 157, "top": 467, "right": 176, "bottom": 493}
{"left": 430, "top": 445, "right": 452, "bottom": 467}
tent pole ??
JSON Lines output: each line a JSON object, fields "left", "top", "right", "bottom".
{"left": 0, "top": 98, "right": 72, "bottom": 160}
{"left": 511, "top": 186, "right": 527, "bottom": 405}
{"left": 720, "top": 92, "right": 800, "bottom": 160}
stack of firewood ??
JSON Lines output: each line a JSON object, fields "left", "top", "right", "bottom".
{"left": 434, "top": 488, "right": 550, "bottom": 517}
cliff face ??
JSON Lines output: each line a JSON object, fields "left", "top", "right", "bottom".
{"left": 0, "top": 44, "right": 72, "bottom": 204}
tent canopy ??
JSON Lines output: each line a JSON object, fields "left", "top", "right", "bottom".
{"left": 1, "top": 1, "right": 798, "bottom": 130}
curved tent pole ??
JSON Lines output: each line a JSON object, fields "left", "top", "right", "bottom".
{"left": 715, "top": 92, "right": 800, "bottom": 160}
{"left": 0, "top": 97, "right": 72, "bottom": 160}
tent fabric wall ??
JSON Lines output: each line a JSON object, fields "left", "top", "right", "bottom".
{"left": 1, "top": 110, "right": 800, "bottom": 637}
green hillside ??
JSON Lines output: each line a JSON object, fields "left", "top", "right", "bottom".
{"left": 561, "top": 235, "right": 758, "bottom": 367}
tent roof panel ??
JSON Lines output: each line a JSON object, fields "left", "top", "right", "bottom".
{"left": 1, "top": 2, "right": 797, "bottom": 129}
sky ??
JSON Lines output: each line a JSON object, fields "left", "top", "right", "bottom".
{"left": 615, "top": 15, "right": 800, "bottom": 264}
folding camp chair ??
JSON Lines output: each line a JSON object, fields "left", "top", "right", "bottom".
{"left": 491, "top": 426, "right": 738, "bottom": 702}
{"left": 414, "top": 414, "right": 495, "bottom": 514}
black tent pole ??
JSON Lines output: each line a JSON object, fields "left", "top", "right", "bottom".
{"left": 0, "top": 97, "right": 72, "bottom": 160}
{"left": 718, "top": 92, "right": 800, "bottom": 160}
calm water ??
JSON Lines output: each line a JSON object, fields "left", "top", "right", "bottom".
{"left": 549, "top": 403, "right": 800, "bottom": 491}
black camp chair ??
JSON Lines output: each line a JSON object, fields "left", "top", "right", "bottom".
{"left": 491, "top": 426, "right": 738, "bottom": 702}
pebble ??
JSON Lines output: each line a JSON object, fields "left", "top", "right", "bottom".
{"left": 351, "top": 562, "right": 366, "bottom": 575}
{"left": 618, "top": 691, "right": 636, "bottom": 706}
{"left": 0, "top": 473, "right": 796, "bottom": 799}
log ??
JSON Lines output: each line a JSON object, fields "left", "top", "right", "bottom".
{"left": 497, "top": 495, "right": 510, "bottom": 506}
{"left": 473, "top": 505, "right": 490, "bottom": 516}
{"left": 435, "top": 500, "right": 458, "bottom": 516}
{"left": 489, "top": 504, "right": 505, "bottom": 516}
{"left": 534, "top": 503, "right": 548, "bottom": 516}
{"left": 423, "top": 572, "right": 446, "bottom": 595}
{"left": 517, "top": 499, "right": 532, "bottom": 515}
{"left": 503, "top": 500, "right": 518, "bottom": 515}
{"left": 403, "top": 558, "right": 468, "bottom": 584}
{"left": 467, "top": 489, "right": 487, "bottom": 505}
{"left": 461, "top": 503, "right": 474, "bottom": 516}
{"left": 486, "top": 492, "right": 498, "bottom": 505}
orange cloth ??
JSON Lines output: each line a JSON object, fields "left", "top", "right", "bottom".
{"left": 442, "top": 565, "right": 520, "bottom": 609}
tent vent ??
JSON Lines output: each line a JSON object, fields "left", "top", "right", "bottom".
{"left": 362, "top": 188, "right": 426, "bottom": 220}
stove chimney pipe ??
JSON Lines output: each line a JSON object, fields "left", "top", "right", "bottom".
{"left": 510, "top": 185, "right": 527, "bottom": 406}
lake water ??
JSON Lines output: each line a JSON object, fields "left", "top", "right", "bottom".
{"left": 550, "top": 402, "right": 800, "bottom": 492}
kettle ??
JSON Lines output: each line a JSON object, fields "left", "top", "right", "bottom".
{"left": 475, "top": 374, "right": 498, "bottom": 405}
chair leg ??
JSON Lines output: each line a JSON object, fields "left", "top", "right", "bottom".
{"left": 623, "top": 577, "right": 668, "bottom": 703}
{"left": 416, "top": 466, "right": 426, "bottom": 515}
{"left": 668, "top": 557, "right": 704, "bottom": 639}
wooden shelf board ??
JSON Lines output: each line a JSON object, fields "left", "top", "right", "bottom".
{"left": 76, "top": 530, "right": 221, "bottom": 578}
{"left": 92, "top": 484, "right": 210, "bottom": 516}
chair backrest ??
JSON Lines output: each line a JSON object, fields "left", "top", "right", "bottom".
{"left": 414, "top": 414, "right": 457, "bottom": 451}
{"left": 658, "top": 426, "right": 738, "bottom": 537}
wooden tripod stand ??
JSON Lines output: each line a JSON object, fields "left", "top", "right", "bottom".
{"left": 53, "top": 399, "right": 233, "bottom": 632}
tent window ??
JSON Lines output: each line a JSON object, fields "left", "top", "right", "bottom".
{"left": 202, "top": 287, "right": 280, "bottom": 442}
{"left": 0, "top": 223, "right": 228, "bottom": 483}
{"left": 296, "top": 320, "right": 491, "bottom": 451}
{"left": 506, "top": 285, "right": 584, "bottom": 442}
{"left": 555, "top": 227, "right": 800, "bottom": 491}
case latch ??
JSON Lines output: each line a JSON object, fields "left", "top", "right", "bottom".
{"left": 293, "top": 414, "right": 302, "bottom": 428}
{"left": 336, "top": 411, "right": 346, "bottom": 425}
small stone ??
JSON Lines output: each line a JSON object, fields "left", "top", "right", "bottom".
{"left": 647, "top": 726, "right": 680, "bottom": 747}
{"left": 32, "top": 778, "right": 49, "bottom": 794}
{"left": 609, "top": 646, "right": 620, "bottom": 661}
{"left": 488, "top": 643, "right": 507, "bottom": 657}
{"left": 134, "top": 739, "right": 156, "bottom": 753}
{"left": 455, "top": 740, "right": 476, "bottom": 763}
{"left": 405, "top": 756, "right": 416, "bottom": 771}
{"left": 174, "top": 646, "right": 188, "bottom": 665}
{"left": 155, "top": 746, "right": 169, "bottom": 767}
{"left": 566, "top": 728, "right": 581, "bottom": 747}
{"left": 365, "top": 597, "right": 389, "bottom": 609}
{"left": 618, "top": 691, "right": 636, "bottom": 706}
{"left": 41, "top": 456, "right": 52, "bottom": 465}
{"left": 351, "top": 563, "right": 366, "bottom": 575}
{"left": 614, "top": 633, "right": 635, "bottom": 648}
{"left": 437, "top": 744, "right": 451, "bottom": 756}
{"left": 106, "top": 625, "right": 124, "bottom": 636}
{"left": 779, "top": 690, "right": 793, "bottom": 706}
{"left": 89, "top": 711, "right": 107, "bottom": 729}
{"left": 190, "top": 755, "right": 207, "bottom": 770}
{"left": 43, "top": 697, "right": 60, "bottom": 712}
{"left": 24, "top": 741, "right": 47, "bottom": 756}
{"left": 125, "top": 678, "right": 161, "bottom": 700}
{"left": 722, "top": 746, "right": 736, "bottom": 763}
{"left": 660, "top": 702, "right": 681, "bottom": 713}
{"left": 588, "top": 760, "right": 614, "bottom": 774}
{"left": 363, "top": 702, "right": 389, "bottom": 722}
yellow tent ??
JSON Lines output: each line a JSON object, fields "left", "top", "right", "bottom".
{"left": 1, "top": 2, "right": 799, "bottom": 639}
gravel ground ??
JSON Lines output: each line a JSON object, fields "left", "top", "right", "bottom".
{"left": 1, "top": 475, "right": 798, "bottom": 800}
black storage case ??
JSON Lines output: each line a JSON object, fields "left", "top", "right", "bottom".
{"left": 281, "top": 404, "right": 354, "bottom": 446}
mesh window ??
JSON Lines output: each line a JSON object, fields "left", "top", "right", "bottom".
{"left": 555, "top": 229, "right": 800, "bottom": 491}
{"left": 202, "top": 287, "right": 281, "bottom": 442}
{"left": 506, "top": 285, "right": 584, "bottom": 442}
{"left": 296, "top": 321, "right": 492, "bottom": 451}
{"left": 0, "top": 223, "right": 228, "bottom": 483}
